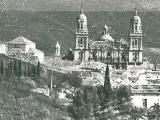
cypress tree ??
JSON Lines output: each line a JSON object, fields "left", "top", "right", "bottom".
{"left": 13, "top": 60, "right": 18, "bottom": 75}
{"left": 10, "top": 60, "right": 14, "bottom": 74}
{"left": 27, "top": 64, "right": 30, "bottom": 77}
{"left": 103, "top": 64, "right": 111, "bottom": 103}
{"left": 37, "top": 60, "right": 40, "bottom": 77}
{"left": 0, "top": 61, "right": 4, "bottom": 75}
{"left": 24, "top": 63, "right": 27, "bottom": 76}
{"left": 18, "top": 60, "right": 22, "bottom": 76}
{"left": 31, "top": 65, "right": 36, "bottom": 76}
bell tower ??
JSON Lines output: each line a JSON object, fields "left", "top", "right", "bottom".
{"left": 129, "top": 9, "right": 143, "bottom": 64}
{"left": 74, "top": 6, "right": 89, "bottom": 61}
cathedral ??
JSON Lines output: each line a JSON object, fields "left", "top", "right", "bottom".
{"left": 74, "top": 8, "right": 143, "bottom": 68}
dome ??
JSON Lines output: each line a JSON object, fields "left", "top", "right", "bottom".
{"left": 98, "top": 24, "right": 114, "bottom": 42}
{"left": 99, "top": 34, "right": 114, "bottom": 42}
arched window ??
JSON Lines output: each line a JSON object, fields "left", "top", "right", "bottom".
{"left": 132, "top": 40, "right": 134, "bottom": 47}
{"left": 135, "top": 39, "right": 138, "bottom": 46}
{"left": 80, "top": 22, "right": 83, "bottom": 29}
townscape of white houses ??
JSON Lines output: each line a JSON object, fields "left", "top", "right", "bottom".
{"left": 0, "top": 8, "right": 160, "bottom": 110}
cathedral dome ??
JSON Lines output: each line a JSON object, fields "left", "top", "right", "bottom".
{"left": 98, "top": 24, "right": 114, "bottom": 42}
{"left": 99, "top": 34, "right": 114, "bottom": 42}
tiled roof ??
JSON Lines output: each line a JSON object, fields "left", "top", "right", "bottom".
{"left": 7, "top": 36, "right": 35, "bottom": 45}
{"left": 28, "top": 48, "right": 44, "bottom": 54}
{"left": 132, "top": 85, "right": 160, "bottom": 94}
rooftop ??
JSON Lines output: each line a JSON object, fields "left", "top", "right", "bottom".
{"left": 7, "top": 36, "right": 35, "bottom": 45}
{"left": 132, "top": 85, "right": 160, "bottom": 94}
{"left": 28, "top": 48, "right": 44, "bottom": 54}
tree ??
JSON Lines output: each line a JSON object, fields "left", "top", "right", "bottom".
{"left": 13, "top": 60, "right": 18, "bottom": 75}
{"left": 62, "top": 49, "right": 74, "bottom": 61}
{"left": 27, "top": 64, "right": 31, "bottom": 77}
{"left": 145, "top": 48, "right": 160, "bottom": 71}
{"left": 31, "top": 65, "right": 36, "bottom": 77}
{"left": 36, "top": 60, "right": 40, "bottom": 77}
{"left": 147, "top": 103, "right": 160, "bottom": 120}
{"left": 103, "top": 64, "right": 111, "bottom": 103}
{"left": 18, "top": 60, "right": 22, "bottom": 76}
{"left": 128, "top": 106, "right": 145, "bottom": 120}
{"left": 68, "top": 87, "right": 100, "bottom": 120}
{"left": 0, "top": 61, "right": 4, "bottom": 75}
{"left": 117, "top": 85, "right": 131, "bottom": 104}
{"left": 67, "top": 72, "right": 82, "bottom": 93}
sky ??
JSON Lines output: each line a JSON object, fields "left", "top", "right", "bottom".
{"left": 0, "top": 0, "right": 160, "bottom": 11}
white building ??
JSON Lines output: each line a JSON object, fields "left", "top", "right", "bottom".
{"left": 0, "top": 41, "right": 7, "bottom": 54}
{"left": 131, "top": 85, "right": 160, "bottom": 108}
{"left": 7, "top": 36, "right": 36, "bottom": 52}
{"left": 28, "top": 48, "right": 44, "bottom": 63}
{"left": 74, "top": 8, "right": 143, "bottom": 66}
{"left": 7, "top": 36, "right": 44, "bottom": 63}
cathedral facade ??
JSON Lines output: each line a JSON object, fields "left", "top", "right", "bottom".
{"left": 74, "top": 8, "right": 143, "bottom": 68}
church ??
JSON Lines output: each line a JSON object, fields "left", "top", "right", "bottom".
{"left": 74, "top": 8, "right": 143, "bottom": 68}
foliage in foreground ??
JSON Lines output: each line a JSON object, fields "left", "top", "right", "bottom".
{"left": 68, "top": 85, "right": 133, "bottom": 120}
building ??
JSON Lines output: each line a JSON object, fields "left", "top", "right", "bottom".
{"left": 0, "top": 41, "right": 7, "bottom": 55}
{"left": 129, "top": 10, "right": 143, "bottom": 64}
{"left": 6, "top": 36, "right": 44, "bottom": 63}
{"left": 74, "top": 8, "right": 143, "bottom": 67}
{"left": 74, "top": 8, "right": 89, "bottom": 61}
{"left": 27, "top": 48, "right": 44, "bottom": 63}
{"left": 131, "top": 85, "right": 160, "bottom": 108}
{"left": 7, "top": 36, "right": 36, "bottom": 52}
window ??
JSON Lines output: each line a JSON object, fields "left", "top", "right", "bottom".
{"left": 135, "top": 25, "right": 138, "bottom": 32}
{"left": 135, "top": 39, "right": 138, "bottom": 46}
{"left": 142, "top": 99, "right": 147, "bottom": 108}
{"left": 132, "top": 39, "right": 138, "bottom": 48}
{"left": 80, "top": 23, "right": 83, "bottom": 29}
{"left": 132, "top": 52, "right": 138, "bottom": 62}
{"left": 78, "top": 38, "right": 83, "bottom": 44}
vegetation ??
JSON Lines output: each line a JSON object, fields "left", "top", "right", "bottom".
{"left": 0, "top": 75, "right": 70, "bottom": 120}
{"left": 68, "top": 65, "right": 132, "bottom": 120}
{"left": 0, "top": 58, "right": 41, "bottom": 77}
{"left": 103, "top": 64, "right": 111, "bottom": 103}
{"left": 145, "top": 49, "right": 160, "bottom": 70}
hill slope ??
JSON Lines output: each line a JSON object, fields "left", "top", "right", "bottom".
{"left": 0, "top": 11, "right": 159, "bottom": 55}
{"left": 0, "top": 76, "right": 70, "bottom": 120}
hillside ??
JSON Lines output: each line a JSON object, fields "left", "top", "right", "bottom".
{"left": 0, "top": 11, "right": 159, "bottom": 55}
{"left": 0, "top": 75, "right": 70, "bottom": 120}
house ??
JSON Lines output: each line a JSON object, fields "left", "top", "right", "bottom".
{"left": 28, "top": 48, "right": 44, "bottom": 63}
{"left": 7, "top": 36, "right": 36, "bottom": 52}
{"left": 131, "top": 85, "right": 160, "bottom": 108}
{"left": 0, "top": 41, "right": 7, "bottom": 54}
{"left": 7, "top": 36, "right": 44, "bottom": 63}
